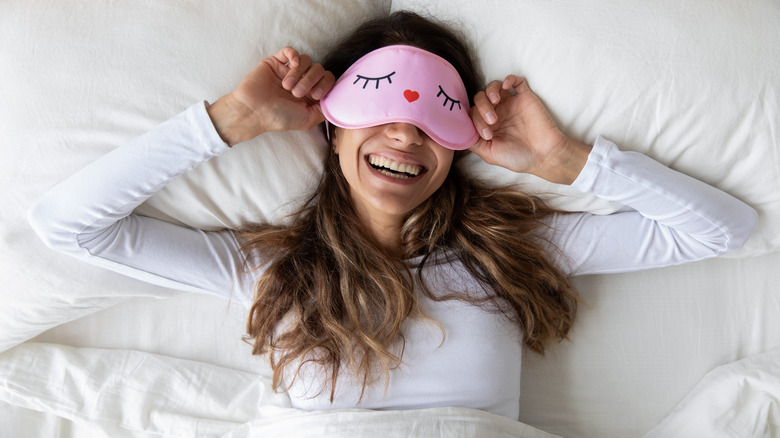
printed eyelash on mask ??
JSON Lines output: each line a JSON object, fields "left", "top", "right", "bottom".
{"left": 437, "top": 85, "right": 461, "bottom": 111}
{"left": 354, "top": 72, "right": 396, "bottom": 89}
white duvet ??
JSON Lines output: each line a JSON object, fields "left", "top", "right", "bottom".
{"left": 645, "top": 349, "right": 780, "bottom": 438}
{"left": 0, "top": 343, "right": 560, "bottom": 438}
{"left": 1, "top": 343, "right": 778, "bottom": 437}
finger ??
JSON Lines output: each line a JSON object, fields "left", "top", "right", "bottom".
{"left": 292, "top": 63, "right": 330, "bottom": 100}
{"left": 303, "top": 102, "right": 327, "bottom": 129}
{"left": 485, "top": 80, "right": 503, "bottom": 105}
{"left": 467, "top": 135, "right": 491, "bottom": 163}
{"left": 282, "top": 53, "right": 314, "bottom": 92}
{"left": 473, "top": 89, "right": 498, "bottom": 125}
{"left": 309, "top": 70, "right": 336, "bottom": 100}
{"left": 271, "top": 46, "right": 301, "bottom": 70}
{"left": 502, "top": 74, "right": 530, "bottom": 95}
{"left": 470, "top": 97, "right": 494, "bottom": 141}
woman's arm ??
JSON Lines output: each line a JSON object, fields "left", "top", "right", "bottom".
{"left": 544, "top": 136, "right": 758, "bottom": 276}
{"left": 28, "top": 47, "right": 335, "bottom": 303}
{"left": 28, "top": 102, "right": 257, "bottom": 302}
{"left": 468, "top": 76, "right": 758, "bottom": 276}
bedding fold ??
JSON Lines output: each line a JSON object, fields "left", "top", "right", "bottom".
{"left": 0, "top": 343, "right": 561, "bottom": 437}
{"left": 0, "top": 343, "right": 281, "bottom": 437}
{"left": 643, "top": 349, "right": 780, "bottom": 438}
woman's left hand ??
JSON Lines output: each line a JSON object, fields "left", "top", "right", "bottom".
{"left": 469, "top": 75, "right": 591, "bottom": 185}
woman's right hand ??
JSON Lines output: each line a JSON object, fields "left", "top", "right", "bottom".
{"left": 207, "top": 47, "right": 336, "bottom": 146}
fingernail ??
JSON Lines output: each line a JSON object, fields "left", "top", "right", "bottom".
{"left": 486, "top": 112, "right": 497, "bottom": 124}
{"left": 481, "top": 128, "right": 492, "bottom": 139}
{"left": 489, "top": 93, "right": 499, "bottom": 104}
{"left": 283, "top": 78, "right": 295, "bottom": 89}
{"left": 293, "top": 84, "right": 306, "bottom": 97}
{"left": 311, "top": 87, "right": 323, "bottom": 100}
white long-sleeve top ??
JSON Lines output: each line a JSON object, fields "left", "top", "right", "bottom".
{"left": 28, "top": 102, "right": 758, "bottom": 419}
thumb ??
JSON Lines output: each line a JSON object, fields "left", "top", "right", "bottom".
{"left": 303, "top": 102, "right": 326, "bottom": 130}
{"left": 467, "top": 138, "right": 495, "bottom": 165}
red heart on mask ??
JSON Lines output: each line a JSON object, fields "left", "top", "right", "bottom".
{"left": 403, "top": 89, "right": 420, "bottom": 103}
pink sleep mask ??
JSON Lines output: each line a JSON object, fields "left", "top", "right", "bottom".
{"left": 320, "top": 45, "right": 479, "bottom": 150}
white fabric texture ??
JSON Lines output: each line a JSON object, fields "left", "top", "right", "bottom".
{"left": 644, "top": 348, "right": 780, "bottom": 438}
{"left": 26, "top": 101, "right": 755, "bottom": 419}
{"left": 0, "top": 343, "right": 560, "bottom": 438}
{"left": 393, "top": 0, "right": 780, "bottom": 258}
{"left": 0, "top": 0, "right": 390, "bottom": 359}
{"left": 2, "top": 0, "right": 780, "bottom": 437}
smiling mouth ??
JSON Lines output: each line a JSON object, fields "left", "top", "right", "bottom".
{"left": 367, "top": 155, "right": 426, "bottom": 179}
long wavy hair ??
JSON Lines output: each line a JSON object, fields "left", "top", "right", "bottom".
{"left": 239, "top": 11, "right": 579, "bottom": 402}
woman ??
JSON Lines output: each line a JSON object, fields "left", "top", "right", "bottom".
{"left": 28, "top": 11, "right": 757, "bottom": 419}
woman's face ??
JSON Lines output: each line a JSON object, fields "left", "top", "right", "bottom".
{"left": 333, "top": 123, "right": 454, "bottom": 226}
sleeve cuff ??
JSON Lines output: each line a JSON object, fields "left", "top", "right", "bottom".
{"left": 570, "top": 136, "right": 615, "bottom": 193}
{"left": 187, "top": 100, "right": 230, "bottom": 156}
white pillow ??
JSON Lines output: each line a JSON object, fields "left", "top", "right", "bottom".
{"left": 0, "top": 0, "right": 390, "bottom": 352}
{"left": 388, "top": 0, "right": 780, "bottom": 258}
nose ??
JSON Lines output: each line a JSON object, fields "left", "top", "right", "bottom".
{"left": 384, "top": 123, "right": 424, "bottom": 147}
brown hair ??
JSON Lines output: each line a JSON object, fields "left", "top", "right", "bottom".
{"left": 239, "top": 11, "right": 578, "bottom": 402}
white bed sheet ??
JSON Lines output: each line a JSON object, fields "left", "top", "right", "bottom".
{"left": 2, "top": 0, "right": 780, "bottom": 436}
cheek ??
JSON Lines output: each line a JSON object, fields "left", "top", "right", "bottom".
{"left": 434, "top": 151, "right": 455, "bottom": 181}
{"left": 336, "top": 152, "right": 356, "bottom": 184}
{"left": 332, "top": 131, "right": 360, "bottom": 178}
{"left": 442, "top": 152, "right": 455, "bottom": 170}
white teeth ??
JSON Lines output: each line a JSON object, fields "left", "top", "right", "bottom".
{"left": 377, "top": 168, "right": 411, "bottom": 179}
{"left": 368, "top": 155, "right": 422, "bottom": 177}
